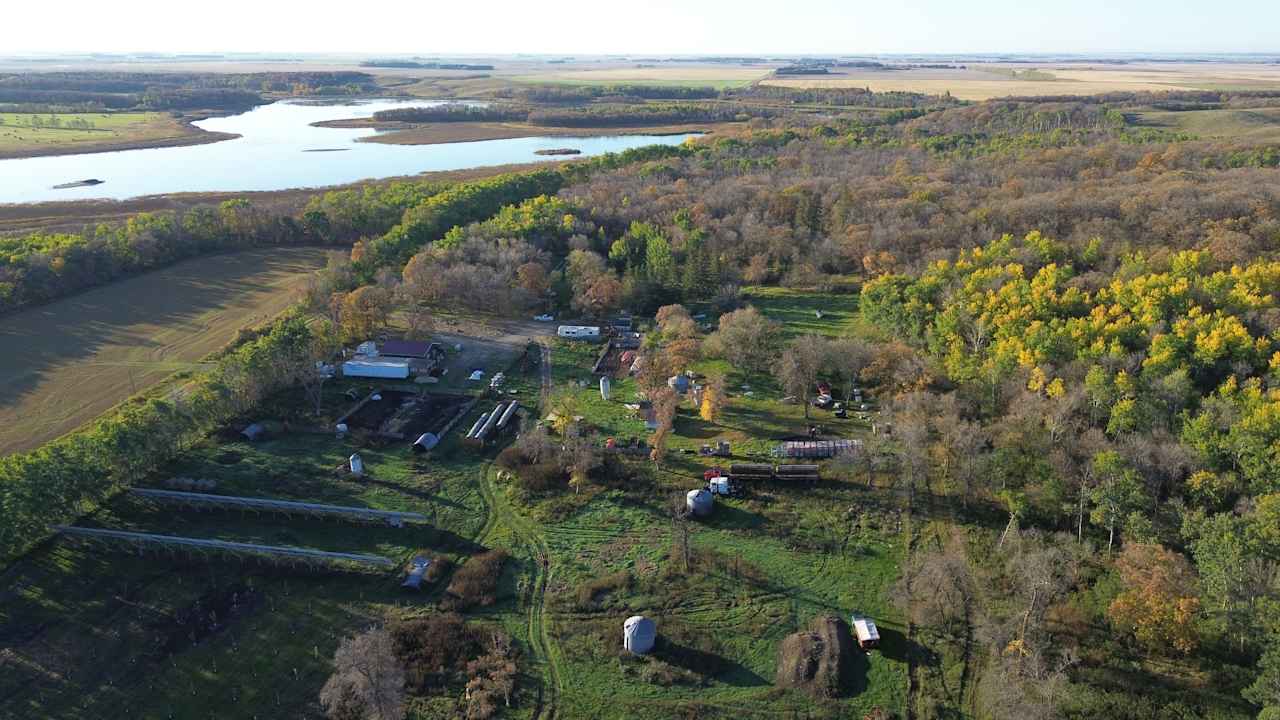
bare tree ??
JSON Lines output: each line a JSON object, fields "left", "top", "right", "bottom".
{"left": 320, "top": 628, "right": 406, "bottom": 720}
{"left": 776, "top": 334, "right": 834, "bottom": 420}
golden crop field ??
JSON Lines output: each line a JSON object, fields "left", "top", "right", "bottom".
{"left": 761, "top": 62, "right": 1280, "bottom": 100}
{"left": 509, "top": 64, "right": 773, "bottom": 89}
{"left": 0, "top": 247, "right": 329, "bottom": 455}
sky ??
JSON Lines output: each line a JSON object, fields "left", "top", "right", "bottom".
{"left": 4, "top": 0, "right": 1279, "bottom": 55}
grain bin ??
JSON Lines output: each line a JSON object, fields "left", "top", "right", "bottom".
{"left": 686, "top": 488, "right": 713, "bottom": 517}
{"left": 623, "top": 615, "right": 656, "bottom": 655}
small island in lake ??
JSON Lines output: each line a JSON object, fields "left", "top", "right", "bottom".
{"left": 534, "top": 148, "right": 582, "bottom": 156}
{"left": 52, "top": 179, "right": 104, "bottom": 189}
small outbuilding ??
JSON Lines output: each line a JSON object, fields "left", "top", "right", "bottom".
{"left": 686, "top": 488, "right": 714, "bottom": 517}
{"left": 623, "top": 615, "right": 656, "bottom": 655}
{"left": 402, "top": 556, "right": 432, "bottom": 590}
{"left": 668, "top": 375, "right": 691, "bottom": 394}
{"left": 412, "top": 433, "right": 439, "bottom": 453}
{"left": 241, "top": 423, "right": 267, "bottom": 442}
{"left": 852, "top": 616, "right": 880, "bottom": 652}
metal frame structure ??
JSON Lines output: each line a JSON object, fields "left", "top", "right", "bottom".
{"left": 53, "top": 526, "right": 395, "bottom": 569}
{"left": 130, "top": 489, "right": 426, "bottom": 527}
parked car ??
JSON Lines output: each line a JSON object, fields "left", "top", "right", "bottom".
{"left": 534, "top": 314, "right": 555, "bottom": 322}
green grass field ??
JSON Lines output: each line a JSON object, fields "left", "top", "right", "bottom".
{"left": 1133, "top": 106, "right": 1280, "bottom": 141}
{"left": 0, "top": 111, "right": 202, "bottom": 156}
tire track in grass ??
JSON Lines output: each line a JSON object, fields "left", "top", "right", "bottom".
{"left": 474, "top": 341, "right": 562, "bottom": 719}
{"left": 477, "top": 465, "right": 561, "bottom": 720}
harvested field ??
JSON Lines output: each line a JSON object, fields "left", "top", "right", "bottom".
{"left": 0, "top": 247, "right": 328, "bottom": 455}
{"left": 510, "top": 65, "right": 773, "bottom": 89}
{"left": 762, "top": 62, "right": 1280, "bottom": 100}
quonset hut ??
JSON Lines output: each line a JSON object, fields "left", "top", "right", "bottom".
{"left": 623, "top": 615, "right": 656, "bottom": 655}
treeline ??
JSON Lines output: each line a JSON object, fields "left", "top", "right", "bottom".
{"left": 358, "top": 170, "right": 567, "bottom": 274}
{"left": 361, "top": 60, "right": 493, "bottom": 70}
{"left": 0, "top": 314, "right": 324, "bottom": 562}
{"left": 0, "top": 178, "right": 452, "bottom": 314}
{"left": 493, "top": 84, "right": 719, "bottom": 104}
{"left": 729, "top": 84, "right": 964, "bottom": 109}
{"left": 372, "top": 104, "right": 529, "bottom": 123}
{"left": 373, "top": 101, "right": 753, "bottom": 127}
{"left": 0, "top": 71, "right": 379, "bottom": 111}
{"left": 527, "top": 103, "right": 752, "bottom": 127}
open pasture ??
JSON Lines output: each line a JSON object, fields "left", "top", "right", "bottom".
{"left": 0, "top": 111, "right": 218, "bottom": 159}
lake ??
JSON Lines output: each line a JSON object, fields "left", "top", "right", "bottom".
{"left": 0, "top": 99, "right": 698, "bottom": 204}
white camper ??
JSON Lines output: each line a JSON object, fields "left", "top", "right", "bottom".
{"left": 852, "top": 616, "right": 880, "bottom": 652}
{"left": 557, "top": 325, "right": 601, "bottom": 340}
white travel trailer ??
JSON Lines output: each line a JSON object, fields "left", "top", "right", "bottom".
{"left": 557, "top": 325, "right": 601, "bottom": 340}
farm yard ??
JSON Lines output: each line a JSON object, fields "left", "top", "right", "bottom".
{"left": 0, "top": 298, "right": 915, "bottom": 719}
{"left": 0, "top": 247, "right": 329, "bottom": 455}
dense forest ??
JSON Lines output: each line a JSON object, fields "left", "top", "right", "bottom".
{"left": 4, "top": 85, "right": 1280, "bottom": 718}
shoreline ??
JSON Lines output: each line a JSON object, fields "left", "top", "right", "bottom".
{"left": 310, "top": 117, "right": 728, "bottom": 145}
{"left": 0, "top": 160, "right": 562, "bottom": 234}
{"left": 0, "top": 118, "right": 241, "bottom": 161}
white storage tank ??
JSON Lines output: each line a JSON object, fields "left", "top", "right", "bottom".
{"left": 686, "top": 488, "right": 713, "bottom": 517}
{"left": 600, "top": 376, "right": 612, "bottom": 401}
{"left": 623, "top": 615, "right": 656, "bottom": 655}
{"left": 349, "top": 453, "right": 365, "bottom": 477}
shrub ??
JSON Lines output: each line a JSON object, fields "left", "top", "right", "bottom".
{"left": 442, "top": 550, "right": 509, "bottom": 611}
{"left": 389, "top": 613, "right": 484, "bottom": 692}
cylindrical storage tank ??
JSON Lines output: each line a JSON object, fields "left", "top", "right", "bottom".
{"left": 686, "top": 488, "right": 713, "bottom": 517}
{"left": 600, "top": 376, "right": 612, "bottom": 401}
{"left": 476, "top": 403, "right": 505, "bottom": 440}
{"left": 623, "top": 615, "right": 656, "bottom": 655}
{"left": 496, "top": 401, "right": 520, "bottom": 430}
{"left": 466, "top": 413, "right": 490, "bottom": 439}
{"left": 349, "top": 453, "right": 365, "bottom": 477}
